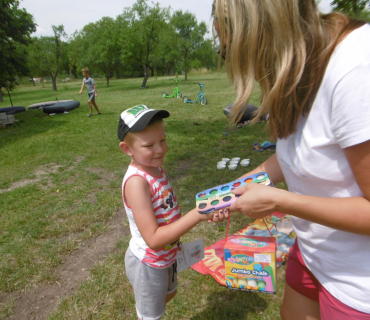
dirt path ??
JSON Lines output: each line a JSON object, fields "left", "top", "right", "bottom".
{"left": 1, "top": 208, "right": 129, "bottom": 320}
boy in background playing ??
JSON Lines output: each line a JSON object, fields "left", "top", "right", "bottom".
{"left": 118, "top": 105, "right": 218, "bottom": 320}
{"left": 79, "top": 67, "right": 101, "bottom": 117}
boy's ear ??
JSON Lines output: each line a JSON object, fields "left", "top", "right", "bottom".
{"left": 119, "top": 141, "right": 133, "bottom": 156}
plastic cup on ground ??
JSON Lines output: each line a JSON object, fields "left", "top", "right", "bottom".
{"left": 228, "top": 164, "right": 237, "bottom": 170}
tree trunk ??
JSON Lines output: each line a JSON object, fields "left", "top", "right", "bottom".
{"left": 69, "top": 68, "right": 72, "bottom": 80}
{"left": 106, "top": 76, "right": 110, "bottom": 87}
{"left": 0, "top": 89, "right": 3, "bottom": 102}
{"left": 52, "top": 77, "right": 57, "bottom": 91}
{"left": 116, "top": 70, "right": 120, "bottom": 79}
{"left": 141, "top": 66, "right": 150, "bottom": 87}
{"left": 41, "top": 77, "right": 45, "bottom": 88}
{"left": 51, "top": 71, "right": 58, "bottom": 91}
{"left": 185, "top": 59, "right": 188, "bottom": 81}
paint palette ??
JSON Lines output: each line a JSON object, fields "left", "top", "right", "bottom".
{"left": 196, "top": 172, "right": 273, "bottom": 214}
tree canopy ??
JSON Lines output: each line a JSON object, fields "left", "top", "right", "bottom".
{"left": 331, "top": 0, "right": 370, "bottom": 14}
{"left": 0, "top": 0, "right": 36, "bottom": 90}
{"left": 3, "top": 0, "right": 215, "bottom": 92}
{"left": 171, "top": 10, "right": 208, "bottom": 81}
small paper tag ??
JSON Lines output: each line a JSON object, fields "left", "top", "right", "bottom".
{"left": 177, "top": 239, "right": 205, "bottom": 273}
{"left": 254, "top": 254, "right": 272, "bottom": 263}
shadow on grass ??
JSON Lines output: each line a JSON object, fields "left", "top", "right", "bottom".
{"left": 0, "top": 112, "right": 68, "bottom": 149}
{"left": 190, "top": 289, "right": 269, "bottom": 319}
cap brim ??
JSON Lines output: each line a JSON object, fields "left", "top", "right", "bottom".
{"left": 130, "top": 110, "right": 170, "bottom": 132}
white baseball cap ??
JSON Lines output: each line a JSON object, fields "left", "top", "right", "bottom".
{"left": 117, "top": 105, "right": 170, "bottom": 141}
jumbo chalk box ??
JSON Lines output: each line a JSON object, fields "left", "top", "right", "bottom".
{"left": 224, "top": 235, "right": 276, "bottom": 294}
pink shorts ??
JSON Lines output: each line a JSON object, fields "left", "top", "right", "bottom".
{"left": 286, "top": 241, "right": 370, "bottom": 320}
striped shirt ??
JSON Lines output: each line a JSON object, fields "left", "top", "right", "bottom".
{"left": 122, "top": 165, "right": 181, "bottom": 268}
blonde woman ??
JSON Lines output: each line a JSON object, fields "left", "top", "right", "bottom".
{"left": 211, "top": 0, "right": 370, "bottom": 319}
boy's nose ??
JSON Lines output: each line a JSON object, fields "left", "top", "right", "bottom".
{"left": 154, "top": 143, "right": 165, "bottom": 154}
{"left": 155, "top": 145, "right": 164, "bottom": 154}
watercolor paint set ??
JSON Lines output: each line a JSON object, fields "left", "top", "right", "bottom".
{"left": 196, "top": 172, "right": 273, "bottom": 214}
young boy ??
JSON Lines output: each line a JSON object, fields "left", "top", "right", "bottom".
{"left": 118, "top": 105, "right": 217, "bottom": 320}
{"left": 79, "top": 67, "right": 101, "bottom": 117}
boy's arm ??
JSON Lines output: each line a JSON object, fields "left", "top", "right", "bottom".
{"left": 79, "top": 82, "right": 85, "bottom": 94}
{"left": 93, "top": 84, "right": 98, "bottom": 97}
{"left": 125, "top": 176, "right": 214, "bottom": 251}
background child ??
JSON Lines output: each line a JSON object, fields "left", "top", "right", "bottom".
{"left": 79, "top": 67, "right": 101, "bottom": 117}
{"left": 118, "top": 105, "right": 216, "bottom": 320}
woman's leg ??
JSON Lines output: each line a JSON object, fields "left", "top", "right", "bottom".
{"left": 281, "top": 281, "right": 320, "bottom": 320}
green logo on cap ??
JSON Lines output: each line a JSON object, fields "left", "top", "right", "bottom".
{"left": 127, "top": 105, "right": 147, "bottom": 116}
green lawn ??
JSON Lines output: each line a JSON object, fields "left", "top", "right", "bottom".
{"left": 0, "top": 73, "right": 286, "bottom": 319}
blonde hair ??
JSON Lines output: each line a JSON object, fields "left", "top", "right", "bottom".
{"left": 82, "top": 67, "right": 89, "bottom": 73}
{"left": 213, "top": 0, "right": 365, "bottom": 139}
{"left": 123, "top": 115, "right": 164, "bottom": 146}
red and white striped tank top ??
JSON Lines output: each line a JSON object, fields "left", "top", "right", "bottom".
{"left": 122, "top": 165, "right": 181, "bottom": 268}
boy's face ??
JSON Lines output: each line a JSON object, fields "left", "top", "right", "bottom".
{"left": 125, "top": 121, "right": 168, "bottom": 170}
{"left": 82, "top": 71, "right": 88, "bottom": 78}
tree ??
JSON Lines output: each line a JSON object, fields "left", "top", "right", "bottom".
{"left": 50, "top": 25, "right": 67, "bottom": 91}
{"left": 70, "top": 17, "right": 123, "bottom": 87}
{"left": 118, "top": 0, "right": 170, "bottom": 87}
{"left": 331, "top": 0, "right": 370, "bottom": 14}
{"left": 149, "top": 21, "right": 180, "bottom": 76}
{"left": 28, "top": 37, "right": 52, "bottom": 88}
{"left": 190, "top": 39, "right": 216, "bottom": 70}
{"left": 27, "top": 26, "right": 68, "bottom": 92}
{"left": 171, "top": 10, "right": 207, "bottom": 81}
{"left": 0, "top": 0, "right": 36, "bottom": 101}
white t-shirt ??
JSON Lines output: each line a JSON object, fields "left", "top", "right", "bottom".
{"left": 277, "top": 24, "right": 370, "bottom": 313}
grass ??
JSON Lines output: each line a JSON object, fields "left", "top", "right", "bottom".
{"left": 0, "top": 73, "right": 286, "bottom": 319}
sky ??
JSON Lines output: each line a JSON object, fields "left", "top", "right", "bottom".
{"left": 20, "top": 0, "right": 333, "bottom": 38}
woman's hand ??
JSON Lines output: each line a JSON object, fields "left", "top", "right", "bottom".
{"left": 229, "top": 183, "right": 284, "bottom": 219}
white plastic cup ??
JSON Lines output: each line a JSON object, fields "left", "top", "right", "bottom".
{"left": 217, "top": 164, "right": 226, "bottom": 170}
{"left": 228, "top": 164, "right": 237, "bottom": 170}
{"left": 240, "top": 159, "right": 251, "bottom": 167}
{"left": 222, "top": 158, "right": 230, "bottom": 163}
{"left": 231, "top": 157, "right": 241, "bottom": 162}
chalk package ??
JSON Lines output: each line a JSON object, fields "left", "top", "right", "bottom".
{"left": 196, "top": 172, "right": 277, "bottom": 294}
{"left": 224, "top": 235, "right": 276, "bottom": 294}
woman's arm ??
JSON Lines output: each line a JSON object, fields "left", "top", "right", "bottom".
{"left": 125, "top": 176, "right": 214, "bottom": 250}
{"left": 229, "top": 140, "right": 370, "bottom": 236}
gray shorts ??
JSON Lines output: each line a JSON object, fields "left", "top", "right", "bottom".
{"left": 88, "top": 91, "right": 95, "bottom": 101}
{"left": 125, "top": 247, "right": 178, "bottom": 320}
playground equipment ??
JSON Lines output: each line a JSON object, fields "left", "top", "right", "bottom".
{"left": 183, "top": 82, "right": 207, "bottom": 105}
{"left": 162, "top": 79, "right": 182, "bottom": 98}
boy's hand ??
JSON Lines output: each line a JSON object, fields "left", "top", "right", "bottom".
{"left": 208, "top": 207, "right": 230, "bottom": 223}
{"left": 195, "top": 207, "right": 230, "bottom": 222}
{"left": 79, "top": 91, "right": 82, "bottom": 94}
{"left": 95, "top": 93, "right": 98, "bottom": 97}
